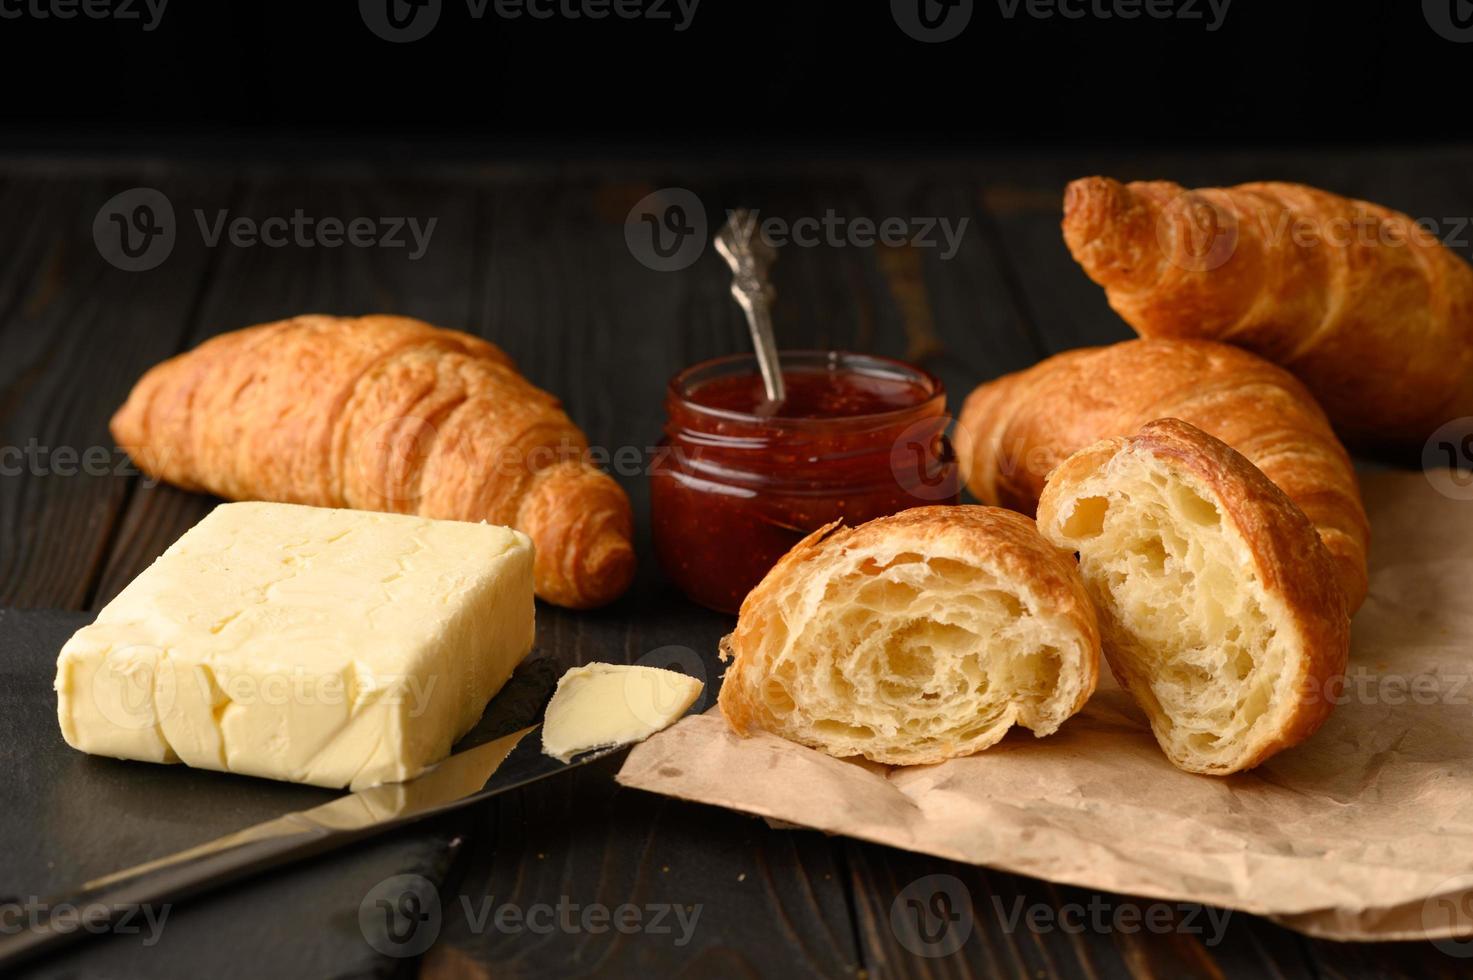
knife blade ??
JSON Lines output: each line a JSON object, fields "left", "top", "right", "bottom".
{"left": 0, "top": 657, "right": 626, "bottom": 969}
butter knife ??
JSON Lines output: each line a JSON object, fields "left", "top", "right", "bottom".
{"left": 0, "top": 660, "right": 626, "bottom": 969}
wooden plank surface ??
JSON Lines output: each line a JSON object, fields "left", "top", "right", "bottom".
{"left": 89, "top": 169, "right": 484, "bottom": 605}
{"left": 0, "top": 170, "right": 234, "bottom": 607}
{"left": 435, "top": 175, "right": 870, "bottom": 976}
{"left": 1, "top": 149, "right": 1466, "bottom": 978}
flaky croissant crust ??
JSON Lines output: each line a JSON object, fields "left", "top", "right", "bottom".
{"left": 955, "top": 338, "right": 1369, "bottom": 613}
{"left": 1063, "top": 176, "right": 1473, "bottom": 446}
{"left": 111, "top": 315, "right": 634, "bottom": 609}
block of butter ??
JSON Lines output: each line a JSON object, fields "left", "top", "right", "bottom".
{"left": 55, "top": 501, "right": 535, "bottom": 790}
{"left": 541, "top": 663, "right": 704, "bottom": 763}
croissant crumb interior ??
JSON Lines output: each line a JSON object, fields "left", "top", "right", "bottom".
{"left": 721, "top": 507, "right": 1101, "bottom": 767}
{"left": 1048, "top": 456, "right": 1296, "bottom": 772}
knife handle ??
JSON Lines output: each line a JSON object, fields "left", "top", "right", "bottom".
{"left": 0, "top": 827, "right": 354, "bottom": 970}
{"left": 0, "top": 719, "right": 624, "bottom": 969}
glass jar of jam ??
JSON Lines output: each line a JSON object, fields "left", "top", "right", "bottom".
{"left": 651, "top": 350, "right": 958, "bottom": 614}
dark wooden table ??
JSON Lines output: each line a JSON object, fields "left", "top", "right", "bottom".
{"left": 3, "top": 144, "right": 1467, "bottom": 978}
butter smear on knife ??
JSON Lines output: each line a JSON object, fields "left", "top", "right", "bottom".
{"left": 541, "top": 663, "right": 703, "bottom": 763}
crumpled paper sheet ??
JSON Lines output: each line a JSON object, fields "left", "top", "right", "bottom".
{"left": 618, "top": 472, "right": 1473, "bottom": 941}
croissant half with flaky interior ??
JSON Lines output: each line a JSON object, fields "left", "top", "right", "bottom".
{"left": 718, "top": 506, "right": 1101, "bottom": 766}
{"left": 111, "top": 315, "right": 635, "bottom": 609}
{"left": 955, "top": 338, "right": 1369, "bottom": 614}
{"left": 1062, "top": 176, "right": 1473, "bottom": 446}
{"left": 1037, "top": 420, "right": 1349, "bottom": 775}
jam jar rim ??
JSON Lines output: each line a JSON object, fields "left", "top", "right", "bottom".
{"left": 666, "top": 349, "right": 947, "bottom": 428}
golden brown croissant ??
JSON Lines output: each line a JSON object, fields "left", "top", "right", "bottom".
{"left": 1037, "top": 420, "right": 1349, "bottom": 774}
{"left": 955, "top": 338, "right": 1369, "bottom": 612}
{"left": 1062, "top": 176, "right": 1473, "bottom": 446}
{"left": 111, "top": 315, "right": 635, "bottom": 609}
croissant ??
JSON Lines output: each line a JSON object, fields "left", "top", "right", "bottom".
{"left": 718, "top": 506, "right": 1101, "bottom": 766}
{"left": 1037, "top": 419, "right": 1349, "bottom": 775}
{"left": 1063, "top": 176, "right": 1473, "bottom": 446}
{"left": 955, "top": 338, "right": 1369, "bottom": 612}
{"left": 111, "top": 315, "right": 635, "bottom": 609}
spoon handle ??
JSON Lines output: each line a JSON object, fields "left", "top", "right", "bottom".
{"left": 716, "top": 210, "right": 785, "bottom": 403}
{"left": 732, "top": 284, "right": 783, "bottom": 404}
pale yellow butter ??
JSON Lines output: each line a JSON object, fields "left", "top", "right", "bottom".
{"left": 54, "top": 501, "right": 535, "bottom": 790}
{"left": 541, "top": 663, "right": 703, "bottom": 763}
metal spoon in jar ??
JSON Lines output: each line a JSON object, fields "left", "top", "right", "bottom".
{"left": 715, "top": 209, "right": 786, "bottom": 406}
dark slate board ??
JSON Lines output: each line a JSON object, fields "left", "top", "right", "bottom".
{"left": 0, "top": 608, "right": 493, "bottom": 979}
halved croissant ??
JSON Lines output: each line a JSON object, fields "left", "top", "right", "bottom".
{"left": 1063, "top": 176, "right": 1473, "bottom": 446}
{"left": 955, "top": 338, "right": 1369, "bottom": 613}
{"left": 1036, "top": 419, "right": 1349, "bottom": 775}
{"left": 111, "top": 315, "right": 635, "bottom": 609}
{"left": 718, "top": 506, "right": 1100, "bottom": 766}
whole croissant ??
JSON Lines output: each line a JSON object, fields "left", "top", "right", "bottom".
{"left": 1062, "top": 176, "right": 1473, "bottom": 446}
{"left": 955, "top": 338, "right": 1369, "bottom": 612}
{"left": 111, "top": 315, "right": 635, "bottom": 609}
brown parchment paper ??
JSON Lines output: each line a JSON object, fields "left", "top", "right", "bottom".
{"left": 617, "top": 471, "right": 1473, "bottom": 942}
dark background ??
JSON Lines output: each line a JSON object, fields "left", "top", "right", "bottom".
{"left": 0, "top": 0, "right": 1467, "bottom": 155}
